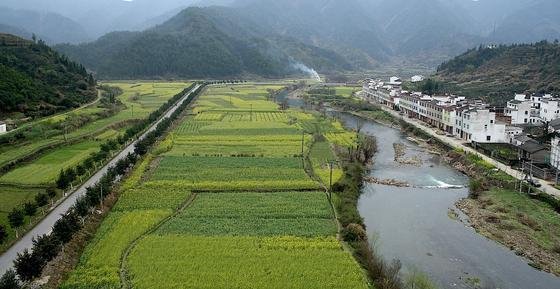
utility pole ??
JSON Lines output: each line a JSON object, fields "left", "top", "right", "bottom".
{"left": 132, "top": 104, "right": 134, "bottom": 117}
{"left": 100, "top": 186, "right": 103, "bottom": 208}
{"left": 250, "top": 104, "right": 253, "bottom": 121}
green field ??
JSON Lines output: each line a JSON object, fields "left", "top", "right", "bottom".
{"left": 127, "top": 235, "right": 367, "bottom": 289}
{"left": 0, "top": 140, "right": 102, "bottom": 185}
{"left": 61, "top": 84, "right": 367, "bottom": 289}
{"left": 335, "top": 86, "right": 361, "bottom": 98}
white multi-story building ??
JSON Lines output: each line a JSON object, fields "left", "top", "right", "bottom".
{"left": 539, "top": 97, "right": 560, "bottom": 122}
{"left": 551, "top": 135, "right": 560, "bottom": 170}
{"left": 0, "top": 122, "right": 6, "bottom": 135}
{"left": 505, "top": 98, "right": 537, "bottom": 124}
{"left": 458, "top": 109, "right": 507, "bottom": 143}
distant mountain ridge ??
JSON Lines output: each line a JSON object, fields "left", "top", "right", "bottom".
{"left": 55, "top": 7, "right": 352, "bottom": 79}
{"left": 0, "top": 34, "right": 96, "bottom": 118}
{"left": 0, "top": 7, "right": 90, "bottom": 44}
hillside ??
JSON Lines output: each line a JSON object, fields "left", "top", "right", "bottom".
{"left": 55, "top": 7, "right": 352, "bottom": 79}
{"left": 432, "top": 41, "right": 560, "bottom": 104}
{"left": 0, "top": 34, "right": 96, "bottom": 118}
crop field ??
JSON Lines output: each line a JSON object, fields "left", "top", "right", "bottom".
{"left": 61, "top": 210, "right": 171, "bottom": 289}
{"left": 127, "top": 235, "right": 368, "bottom": 289}
{"left": 62, "top": 84, "right": 367, "bottom": 289}
{"left": 157, "top": 192, "right": 337, "bottom": 236}
{"left": 335, "top": 86, "right": 361, "bottom": 98}
{"left": 150, "top": 156, "right": 318, "bottom": 191}
{"left": 309, "top": 141, "right": 344, "bottom": 186}
{"left": 0, "top": 140, "right": 102, "bottom": 185}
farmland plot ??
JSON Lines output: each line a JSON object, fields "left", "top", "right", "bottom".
{"left": 62, "top": 84, "right": 368, "bottom": 289}
{"left": 150, "top": 156, "right": 319, "bottom": 191}
{"left": 157, "top": 192, "right": 337, "bottom": 237}
{"left": 128, "top": 235, "right": 368, "bottom": 289}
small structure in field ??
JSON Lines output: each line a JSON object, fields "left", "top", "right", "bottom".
{"left": 0, "top": 121, "right": 6, "bottom": 135}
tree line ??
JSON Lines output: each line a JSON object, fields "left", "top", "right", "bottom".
{"left": 0, "top": 83, "right": 206, "bottom": 288}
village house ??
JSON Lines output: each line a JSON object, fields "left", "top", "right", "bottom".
{"left": 411, "top": 75, "right": 424, "bottom": 83}
{"left": 506, "top": 126, "right": 524, "bottom": 144}
{"left": 539, "top": 96, "right": 560, "bottom": 122}
{"left": 457, "top": 108, "right": 507, "bottom": 143}
{"left": 518, "top": 139, "right": 549, "bottom": 164}
{"left": 549, "top": 118, "right": 560, "bottom": 133}
{"left": 388, "top": 76, "right": 402, "bottom": 86}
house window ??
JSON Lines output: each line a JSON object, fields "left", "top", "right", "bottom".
{"left": 525, "top": 111, "right": 528, "bottom": 115}
{"left": 524, "top": 118, "right": 528, "bottom": 123}
{"left": 487, "top": 136, "right": 491, "bottom": 141}
{"left": 490, "top": 120, "right": 494, "bottom": 124}
{"left": 484, "top": 125, "right": 488, "bottom": 130}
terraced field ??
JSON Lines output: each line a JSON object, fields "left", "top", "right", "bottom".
{"left": 0, "top": 82, "right": 190, "bottom": 253}
{"left": 61, "top": 84, "right": 367, "bottom": 289}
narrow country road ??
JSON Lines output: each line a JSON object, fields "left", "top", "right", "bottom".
{"left": 0, "top": 84, "right": 200, "bottom": 275}
{"left": 372, "top": 102, "right": 560, "bottom": 198}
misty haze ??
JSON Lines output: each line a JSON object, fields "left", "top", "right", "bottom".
{"left": 0, "top": 1, "right": 559, "bottom": 289}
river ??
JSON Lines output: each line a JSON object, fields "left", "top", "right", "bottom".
{"left": 334, "top": 112, "right": 560, "bottom": 289}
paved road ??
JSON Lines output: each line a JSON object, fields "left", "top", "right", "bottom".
{"left": 371, "top": 102, "right": 560, "bottom": 198}
{"left": 0, "top": 84, "right": 201, "bottom": 275}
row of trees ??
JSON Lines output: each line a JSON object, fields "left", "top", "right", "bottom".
{"left": 0, "top": 83, "right": 205, "bottom": 288}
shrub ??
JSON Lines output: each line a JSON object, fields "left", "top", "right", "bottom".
{"left": 0, "top": 269, "right": 21, "bottom": 289}
{"left": 46, "top": 187, "right": 57, "bottom": 199}
{"left": 0, "top": 225, "right": 6, "bottom": 244}
{"left": 35, "top": 193, "right": 49, "bottom": 207}
{"left": 342, "top": 223, "right": 367, "bottom": 242}
{"left": 32, "top": 234, "right": 61, "bottom": 263}
{"left": 13, "top": 249, "right": 43, "bottom": 281}
{"left": 8, "top": 208, "right": 24, "bottom": 229}
{"left": 52, "top": 212, "right": 81, "bottom": 243}
{"left": 23, "top": 202, "right": 37, "bottom": 216}
{"left": 468, "top": 178, "right": 485, "bottom": 199}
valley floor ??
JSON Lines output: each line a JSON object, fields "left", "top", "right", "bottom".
{"left": 59, "top": 84, "right": 369, "bottom": 289}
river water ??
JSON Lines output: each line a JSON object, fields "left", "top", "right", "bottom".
{"left": 333, "top": 112, "right": 560, "bottom": 289}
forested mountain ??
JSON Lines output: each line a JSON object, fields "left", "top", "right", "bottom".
{"left": 431, "top": 41, "right": 560, "bottom": 104}
{"left": 55, "top": 7, "right": 353, "bottom": 79}
{"left": 0, "top": 7, "right": 90, "bottom": 44}
{"left": 0, "top": 34, "right": 96, "bottom": 118}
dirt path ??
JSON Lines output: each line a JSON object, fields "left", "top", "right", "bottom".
{"left": 119, "top": 193, "right": 198, "bottom": 289}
